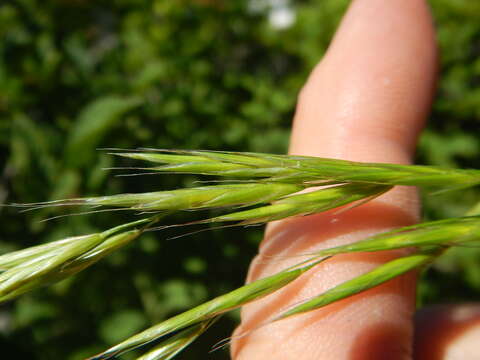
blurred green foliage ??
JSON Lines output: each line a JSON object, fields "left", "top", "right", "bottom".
{"left": 0, "top": 0, "right": 479, "bottom": 358}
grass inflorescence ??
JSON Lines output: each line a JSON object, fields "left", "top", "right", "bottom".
{"left": 0, "top": 218, "right": 155, "bottom": 303}
{"left": 3, "top": 149, "right": 480, "bottom": 359}
{"left": 113, "top": 149, "right": 480, "bottom": 189}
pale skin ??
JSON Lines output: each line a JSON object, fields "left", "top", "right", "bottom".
{"left": 231, "top": 1, "right": 480, "bottom": 359}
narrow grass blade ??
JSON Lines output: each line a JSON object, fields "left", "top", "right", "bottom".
{"left": 87, "top": 258, "right": 325, "bottom": 360}
{"left": 273, "top": 249, "right": 440, "bottom": 322}
{"left": 136, "top": 317, "right": 218, "bottom": 360}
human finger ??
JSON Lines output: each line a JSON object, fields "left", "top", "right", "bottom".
{"left": 232, "top": 1, "right": 438, "bottom": 359}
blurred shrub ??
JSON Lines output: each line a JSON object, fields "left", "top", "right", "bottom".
{"left": 0, "top": 0, "right": 479, "bottom": 358}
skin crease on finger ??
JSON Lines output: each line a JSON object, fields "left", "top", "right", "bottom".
{"left": 231, "top": 1, "right": 438, "bottom": 360}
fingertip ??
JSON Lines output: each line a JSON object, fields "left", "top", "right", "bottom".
{"left": 291, "top": 0, "right": 438, "bottom": 164}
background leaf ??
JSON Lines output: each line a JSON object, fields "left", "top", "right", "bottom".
{"left": 65, "top": 95, "right": 143, "bottom": 167}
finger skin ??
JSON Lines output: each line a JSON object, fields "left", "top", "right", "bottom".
{"left": 232, "top": 1, "right": 437, "bottom": 359}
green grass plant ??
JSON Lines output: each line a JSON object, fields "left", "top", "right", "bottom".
{"left": 3, "top": 150, "right": 480, "bottom": 359}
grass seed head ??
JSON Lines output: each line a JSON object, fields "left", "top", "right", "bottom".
{"left": 314, "top": 216, "right": 480, "bottom": 257}
{"left": 24, "top": 183, "right": 305, "bottom": 213}
{"left": 115, "top": 150, "right": 480, "bottom": 189}
{"left": 0, "top": 233, "right": 104, "bottom": 303}
{"left": 274, "top": 250, "right": 439, "bottom": 322}
{"left": 0, "top": 222, "right": 145, "bottom": 303}
{"left": 88, "top": 259, "right": 322, "bottom": 359}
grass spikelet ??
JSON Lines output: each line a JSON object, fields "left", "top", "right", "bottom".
{"left": 87, "top": 258, "right": 325, "bottom": 360}
{"left": 57, "top": 229, "right": 141, "bottom": 277}
{"left": 207, "top": 183, "right": 391, "bottom": 225}
{"left": 0, "top": 234, "right": 89, "bottom": 271}
{"left": 306, "top": 216, "right": 480, "bottom": 258}
{"left": 0, "top": 219, "right": 151, "bottom": 303}
{"left": 273, "top": 249, "right": 440, "bottom": 322}
{"left": 113, "top": 150, "right": 480, "bottom": 190}
{"left": 114, "top": 150, "right": 278, "bottom": 167}
{"left": 112, "top": 151, "right": 311, "bottom": 180}
{"left": 0, "top": 233, "right": 104, "bottom": 303}
{"left": 17, "top": 183, "right": 305, "bottom": 212}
